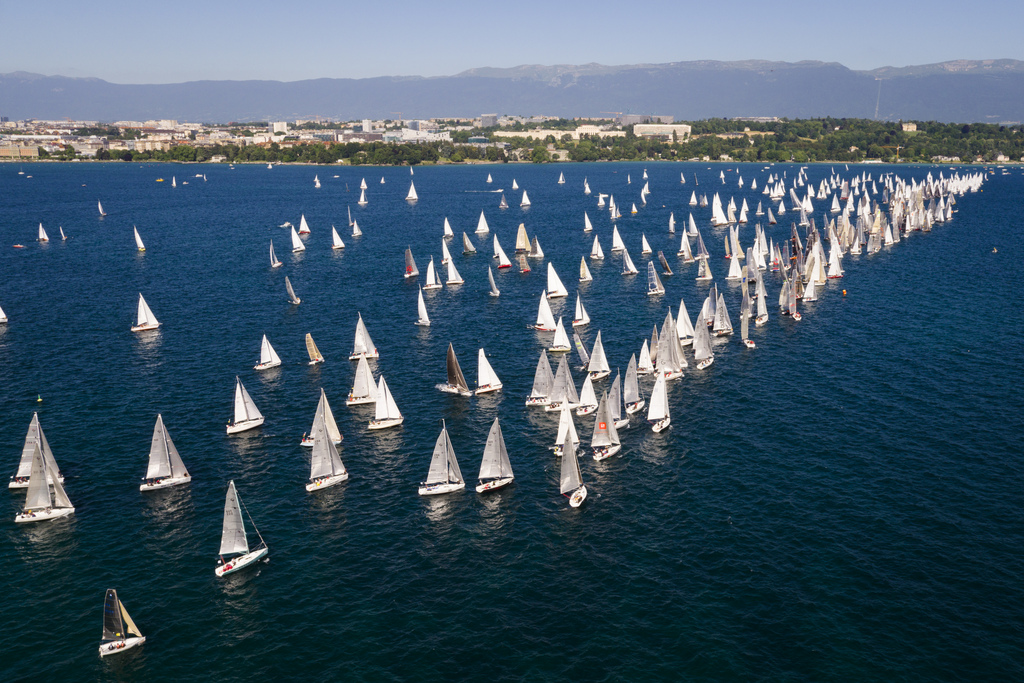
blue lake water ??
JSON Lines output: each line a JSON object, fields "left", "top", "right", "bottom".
{"left": 1, "top": 160, "right": 1022, "bottom": 682}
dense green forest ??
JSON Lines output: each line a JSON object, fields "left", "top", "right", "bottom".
{"left": 48, "top": 118, "right": 1023, "bottom": 165}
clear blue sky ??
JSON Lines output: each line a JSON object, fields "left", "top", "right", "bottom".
{"left": 4, "top": 0, "right": 1022, "bottom": 83}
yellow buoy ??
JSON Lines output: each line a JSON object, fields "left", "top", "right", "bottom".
{"left": 36, "top": 394, "right": 42, "bottom": 402}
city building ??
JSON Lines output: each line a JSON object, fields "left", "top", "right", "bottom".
{"left": 633, "top": 123, "right": 692, "bottom": 140}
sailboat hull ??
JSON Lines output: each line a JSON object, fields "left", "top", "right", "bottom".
{"left": 348, "top": 351, "right": 380, "bottom": 360}
{"left": 544, "top": 401, "right": 578, "bottom": 413}
{"left": 575, "top": 404, "right": 598, "bottom": 417}
{"left": 437, "top": 384, "right": 473, "bottom": 397}
{"left": 300, "top": 437, "right": 342, "bottom": 448}
{"left": 613, "top": 418, "right": 630, "bottom": 430}
{"left": 696, "top": 358, "right": 714, "bottom": 370}
{"left": 226, "top": 417, "right": 264, "bottom": 434}
{"left": 418, "top": 481, "right": 465, "bottom": 496}
{"left": 593, "top": 444, "right": 621, "bottom": 461}
{"left": 525, "top": 396, "right": 551, "bottom": 407}
{"left": 130, "top": 323, "right": 161, "bottom": 333}
{"left": 15, "top": 506, "right": 75, "bottom": 523}
{"left": 10, "top": 475, "right": 64, "bottom": 489}
{"left": 215, "top": 546, "right": 268, "bottom": 577}
{"left": 415, "top": 319, "right": 431, "bottom": 326}
{"left": 368, "top": 417, "right": 403, "bottom": 430}
{"left": 625, "top": 400, "right": 646, "bottom": 415}
{"left": 548, "top": 345, "right": 571, "bottom": 354}
{"left": 99, "top": 636, "right": 146, "bottom": 657}
{"left": 755, "top": 315, "right": 769, "bottom": 326}
{"left": 345, "top": 395, "right": 375, "bottom": 406}
{"left": 651, "top": 417, "right": 671, "bottom": 433}
{"left": 476, "top": 477, "right": 513, "bottom": 493}
{"left": 306, "top": 472, "right": 349, "bottom": 492}
{"left": 475, "top": 383, "right": 503, "bottom": 395}
{"left": 254, "top": 360, "right": 282, "bottom": 370}
{"left": 588, "top": 370, "right": 610, "bottom": 381}
{"left": 140, "top": 475, "right": 191, "bottom": 492}
{"left": 569, "top": 485, "right": 587, "bottom": 508}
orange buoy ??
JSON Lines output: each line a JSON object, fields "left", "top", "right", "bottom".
{"left": 842, "top": 290, "right": 847, "bottom": 296}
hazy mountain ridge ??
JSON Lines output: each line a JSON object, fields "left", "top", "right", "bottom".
{"left": 2, "top": 59, "right": 1022, "bottom": 123}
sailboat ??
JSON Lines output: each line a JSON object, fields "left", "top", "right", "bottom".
{"left": 290, "top": 226, "right": 305, "bottom": 252}
{"left": 608, "top": 371, "right": 630, "bottom": 430}
{"left": 624, "top": 354, "right": 645, "bottom": 414}
{"left": 486, "top": 173, "right": 493, "bottom": 184}
{"left": 525, "top": 350, "right": 555, "bottom": 406}
{"left": 475, "top": 211, "right": 490, "bottom": 235}
{"left": 441, "top": 239, "right": 453, "bottom": 265}
{"left": 314, "top": 175, "right": 321, "bottom": 189}
{"left": 131, "top": 293, "right": 161, "bottom": 332}
{"left": 647, "top": 373, "right": 671, "bottom": 432}
{"left": 583, "top": 178, "right": 591, "bottom": 195}
{"left": 360, "top": 178, "right": 368, "bottom": 190}
{"left": 254, "top": 334, "right": 282, "bottom": 370}
{"left": 352, "top": 219, "right": 362, "bottom": 237}
{"left": 557, "top": 172, "right": 565, "bottom": 185}
{"left": 637, "top": 340, "right": 654, "bottom": 375}
{"left": 346, "top": 356, "right": 377, "bottom": 405}
{"left": 693, "top": 313, "right": 714, "bottom": 369}
{"left": 215, "top": 481, "right": 268, "bottom": 577}
{"left": 331, "top": 225, "right": 345, "bottom": 249}
{"left": 521, "top": 190, "right": 531, "bottom": 208}
{"left": 493, "top": 235, "right": 512, "bottom": 269}
{"left": 576, "top": 374, "right": 598, "bottom": 415}
{"left": 350, "top": 313, "right": 379, "bottom": 359}
{"left": 462, "top": 232, "right": 477, "bottom": 254}
{"left": 549, "top": 317, "right": 572, "bottom": 353}
{"left": 584, "top": 212, "right": 594, "bottom": 233}
{"left": 647, "top": 261, "right": 665, "bottom": 295}
{"left": 590, "top": 235, "right": 605, "bottom": 260}
{"left": 305, "top": 392, "right": 348, "bottom": 490}
{"left": 611, "top": 226, "right": 626, "bottom": 252}
{"left": 546, "top": 263, "right": 568, "bottom": 298}
{"left": 591, "top": 391, "right": 622, "bottom": 460}
{"left": 98, "top": 590, "right": 146, "bottom": 656}
{"left": 499, "top": 194, "right": 508, "bottom": 209}
{"left": 0, "top": 304, "right": 6, "bottom": 324}
{"left": 552, "top": 402, "right": 581, "bottom": 454}
{"left": 512, "top": 179, "right": 519, "bottom": 190}
{"left": 579, "top": 257, "right": 593, "bottom": 283}
{"left": 515, "top": 223, "right": 530, "bottom": 252}
{"left": 406, "top": 180, "right": 418, "bottom": 202}
{"left": 529, "top": 236, "right": 544, "bottom": 258}
{"left": 476, "top": 348, "right": 503, "bottom": 394}
{"left": 368, "top": 376, "right": 403, "bottom": 429}
{"left": 588, "top": 330, "right": 610, "bottom": 379}
{"left": 132, "top": 227, "right": 145, "bottom": 250}
{"left": 305, "top": 333, "right": 324, "bottom": 364}
{"left": 226, "top": 376, "right": 265, "bottom": 435}
{"left": 476, "top": 418, "right": 513, "bottom": 492}
{"left": 621, "top": 247, "right": 639, "bottom": 275}
{"left": 358, "top": 188, "right": 368, "bottom": 206}
{"left": 98, "top": 200, "right": 107, "bottom": 217}
{"left": 269, "top": 240, "right": 283, "bottom": 268}
{"left": 9, "top": 414, "right": 62, "bottom": 489}
{"left": 641, "top": 234, "right": 653, "bottom": 255}
{"left": 60, "top": 226, "right": 67, "bottom": 241}
{"left": 14, "top": 441, "right": 74, "bottom": 523}
{"left": 487, "top": 267, "right": 500, "bottom": 297}
{"left": 171, "top": 176, "right": 177, "bottom": 188}
{"left": 443, "top": 217, "right": 454, "bottom": 238}
{"left": 37, "top": 223, "right": 49, "bottom": 242}
{"left": 445, "top": 256, "right": 464, "bottom": 285}
{"left": 285, "top": 276, "right": 301, "bottom": 305}
{"left": 298, "top": 214, "right": 311, "bottom": 235}
{"left": 416, "top": 287, "right": 431, "bottom": 326}
{"left": 518, "top": 254, "right": 531, "bottom": 273}
{"left": 545, "top": 354, "right": 579, "bottom": 412}
{"left": 140, "top": 414, "right": 191, "bottom": 491}
{"left": 423, "top": 257, "right": 442, "bottom": 290}
{"left": 404, "top": 247, "right": 419, "bottom": 279}
{"left": 419, "top": 421, "right": 465, "bottom": 495}
{"left": 559, "top": 432, "right": 587, "bottom": 508}
{"left": 438, "top": 343, "right": 473, "bottom": 396}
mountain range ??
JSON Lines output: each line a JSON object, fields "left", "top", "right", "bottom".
{"left": 2, "top": 59, "right": 1022, "bottom": 124}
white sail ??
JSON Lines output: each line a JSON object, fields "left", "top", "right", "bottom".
{"left": 424, "top": 422, "right": 464, "bottom": 486}
{"left": 12, "top": 414, "right": 60, "bottom": 486}
{"left": 488, "top": 267, "right": 500, "bottom": 297}
{"left": 584, "top": 212, "right": 593, "bottom": 232}
{"left": 486, "top": 173, "right": 493, "bottom": 183}
{"left": 624, "top": 355, "right": 641, "bottom": 406}
{"left": 545, "top": 263, "right": 568, "bottom": 298}
{"left": 285, "top": 276, "right": 300, "bottom": 304}
{"left": 641, "top": 234, "right": 652, "bottom": 254}
{"left": 584, "top": 178, "right": 591, "bottom": 194}
{"left": 348, "top": 356, "right": 377, "bottom": 404}
{"left": 406, "top": 180, "right": 418, "bottom": 201}
{"left": 443, "top": 217, "right": 454, "bottom": 238}
{"left": 611, "top": 226, "right": 625, "bottom": 252}
{"left": 638, "top": 339, "right": 653, "bottom": 374}
{"left": 373, "top": 376, "right": 402, "bottom": 421}
{"left": 232, "top": 377, "right": 263, "bottom": 425}
{"left": 578, "top": 374, "right": 598, "bottom": 411}
{"left": 416, "top": 287, "right": 430, "bottom": 326}
{"left": 219, "top": 481, "right": 249, "bottom": 557}
{"left": 591, "top": 392, "right": 621, "bottom": 449}
{"left": 131, "top": 226, "right": 144, "bottom": 250}
{"left": 647, "top": 374, "right": 669, "bottom": 422}
{"left": 360, "top": 178, "right": 367, "bottom": 190}
{"left": 572, "top": 294, "right": 591, "bottom": 327}
{"left": 351, "top": 219, "right": 362, "bottom": 237}
{"left": 647, "top": 261, "right": 665, "bottom": 295}
{"left": 290, "top": 226, "right": 305, "bottom": 252}
{"left": 555, "top": 403, "right": 581, "bottom": 449}
{"left": 257, "top": 334, "right": 281, "bottom": 368}
{"left": 676, "top": 298, "right": 695, "bottom": 342}
{"left": 559, "top": 421, "right": 584, "bottom": 495}
{"left": 590, "top": 235, "right": 605, "bottom": 260}
{"left": 476, "top": 211, "right": 490, "bottom": 235}
{"left": 441, "top": 239, "right": 453, "bottom": 264}
{"left": 309, "top": 392, "right": 346, "bottom": 481}
{"left": 535, "top": 291, "right": 557, "bottom": 330}
{"left": 60, "top": 226, "right": 66, "bottom": 240}
{"left": 98, "top": 200, "right": 106, "bottom": 216}
{"left": 145, "top": 414, "right": 189, "bottom": 480}
{"left": 424, "top": 257, "right": 441, "bottom": 290}
{"left": 579, "top": 257, "right": 593, "bottom": 283}
{"left": 462, "top": 232, "right": 477, "bottom": 254}
{"left": 550, "top": 317, "right": 571, "bottom": 351}
{"left": 588, "top": 331, "right": 610, "bottom": 375}
{"left": 351, "top": 313, "right": 378, "bottom": 359}
{"left": 493, "top": 235, "right": 512, "bottom": 268}
{"left": 521, "top": 190, "right": 531, "bottom": 207}
{"left": 476, "top": 348, "right": 502, "bottom": 392}
{"left": 134, "top": 293, "right": 160, "bottom": 329}
{"left": 558, "top": 172, "right": 565, "bottom": 185}
{"left": 445, "top": 257, "right": 464, "bottom": 285}
{"left": 529, "top": 350, "right": 555, "bottom": 402}
{"left": 621, "top": 248, "right": 638, "bottom": 275}
{"left": 298, "top": 214, "right": 311, "bottom": 235}
{"left": 478, "top": 418, "right": 513, "bottom": 481}
{"left": 512, "top": 179, "right": 519, "bottom": 190}
{"left": 332, "top": 226, "right": 345, "bottom": 249}
{"left": 269, "top": 241, "right": 282, "bottom": 267}
{"left": 358, "top": 188, "right": 368, "bottom": 205}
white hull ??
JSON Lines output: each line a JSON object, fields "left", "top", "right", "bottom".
{"left": 544, "top": 401, "right": 578, "bottom": 413}
{"left": 588, "top": 370, "right": 610, "bottom": 381}
{"left": 216, "top": 546, "right": 269, "bottom": 577}
{"left": 743, "top": 339, "right": 757, "bottom": 349}
{"left": 475, "top": 383, "right": 503, "bottom": 395}
{"left": 476, "top": 477, "right": 514, "bottom": 493}
{"left": 308, "top": 358, "right": 323, "bottom": 366}
{"left": 423, "top": 283, "right": 442, "bottom": 291}
{"left": 226, "top": 417, "right": 264, "bottom": 434}
{"left": 415, "top": 320, "right": 431, "bottom": 327}
{"left": 548, "top": 345, "right": 571, "bottom": 354}
{"left": 306, "top": 472, "right": 349, "bottom": 492}
{"left": 300, "top": 437, "right": 342, "bottom": 448}
{"left": 368, "top": 417, "right": 403, "bottom": 430}
{"left": 418, "top": 481, "right": 465, "bottom": 496}
{"left": 697, "top": 358, "right": 714, "bottom": 370}
{"left": 575, "top": 404, "right": 597, "bottom": 416}
{"left": 10, "top": 475, "right": 64, "bottom": 489}
{"left": 140, "top": 475, "right": 191, "bottom": 491}
{"left": 348, "top": 351, "right": 380, "bottom": 361}
{"left": 254, "top": 360, "right": 281, "bottom": 371}
{"left": 569, "top": 485, "right": 587, "bottom": 508}
{"left": 593, "top": 444, "right": 621, "bottom": 460}
{"left": 679, "top": 337, "right": 694, "bottom": 346}
{"left": 438, "top": 384, "right": 473, "bottom": 397}
{"left": 662, "top": 370, "right": 684, "bottom": 381}
{"left": 613, "top": 418, "right": 630, "bottom": 430}
{"left": 651, "top": 417, "right": 671, "bottom": 433}
{"left": 99, "top": 636, "right": 146, "bottom": 657}
{"left": 345, "top": 395, "right": 375, "bottom": 406}
{"left": 625, "top": 400, "right": 646, "bottom": 415}
{"left": 131, "top": 323, "right": 160, "bottom": 333}
{"left": 525, "top": 396, "right": 550, "bottom": 407}
{"left": 15, "top": 507, "right": 75, "bottom": 524}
